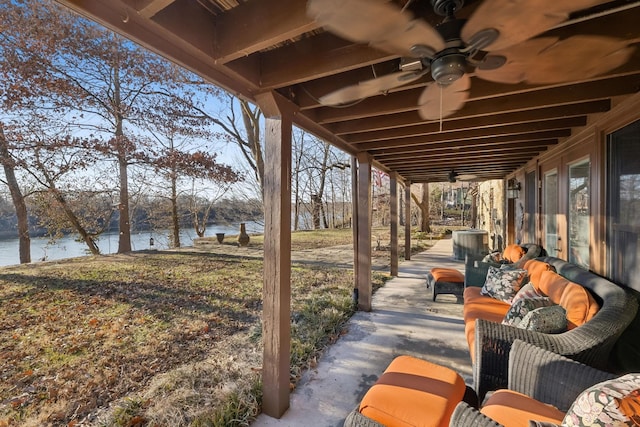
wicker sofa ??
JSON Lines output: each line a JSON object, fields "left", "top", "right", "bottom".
{"left": 465, "top": 256, "right": 638, "bottom": 400}
{"left": 449, "top": 340, "right": 627, "bottom": 427}
{"left": 464, "top": 243, "right": 545, "bottom": 288}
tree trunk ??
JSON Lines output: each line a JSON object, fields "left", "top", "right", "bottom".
{"left": 52, "top": 189, "right": 100, "bottom": 255}
{"left": 311, "top": 194, "right": 322, "bottom": 229}
{"left": 0, "top": 125, "right": 31, "bottom": 263}
{"left": 410, "top": 183, "right": 431, "bottom": 233}
{"left": 170, "top": 171, "right": 180, "bottom": 248}
{"left": 239, "top": 99, "right": 265, "bottom": 198}
{"left": 114, "top": 61, "right": 132, "bottom": 253}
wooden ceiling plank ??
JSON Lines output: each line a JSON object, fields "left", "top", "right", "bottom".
{"left": 346, "top": 116, "right": 586, "bottom": 143}
{"left": 258, "top": 34, "right": 396, "bottom": 89}
{"left": 379, "top": 155, "right": 544, "bottom": 169}
{"left": 357, "top": 128, "right": 571, "bottom": 151}
{"left": 213, "top": 0, "right": 320, "bottom": 64}
{"left": 121, "top": 0, "right": 176, "bottom": 18}
{"left": 378, "top": 145, "right": 550, "bottom": 163}
{"left": 314, "top": 73, "right": 640, "bottom": 124}
{"left": 368, "top": 136, "right": 560, "bottom": 155}
{"left": 328, "top": 100, "right": 610, "bottom": 135}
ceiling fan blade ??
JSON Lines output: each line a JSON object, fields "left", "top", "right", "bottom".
{"left": 457, "top": 174, "right": 479, "bottom": 181}
{"left": 319, "top": 70, "right": 425, "bottom": 106}
{"left": 307, "top": 0, "right": 444, "bottom": 57}
{"left": 476, "top": 36, "right": 635, "bottom": 85}
{"left": 418, "top": 74, "right": 471, "bottom": 121}
{"left": 462, "top": 0, "right": 614, "bottom": 52}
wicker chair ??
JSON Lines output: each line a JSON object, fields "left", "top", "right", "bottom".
{"left": 472, "top": 256, "right": 638, "bottom": 400}
{"left": 449, "top": 340, "right": 619, "bottom": 426}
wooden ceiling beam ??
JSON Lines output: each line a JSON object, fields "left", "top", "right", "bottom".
{"left": 378, "top": 145, "right": 550, "bottom": 163}
{"left": 213, "top": 0, "right": 320, "bottom": 64}
{"left": 368, "top": 136, "right": 560, "bottom": 155}
{"left": 328, "top": 100, "right": 610, "bottom": 135}
{"left": 314, "top": 73, "right": 640, "bottom": 124}
{"left": 122, "top": 0, "right": 176, "bottom": 18}
{"left": 396, "top": 160, "right": 526, "bottom": 177}
{"left": 346, "top": 116, "right": 586, "bottom": 143}
{"left": 379, "top": 155, "right": 545, "bottom": 168}
{"left": 257, "top": 34, "right": 396, "bottom": 89}
{"left": 356, "top": 128, "right": 570, "bottom": 151}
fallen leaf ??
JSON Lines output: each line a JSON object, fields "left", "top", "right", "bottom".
{"left": 128, "top": 416, "right": 146, "bottom": 426}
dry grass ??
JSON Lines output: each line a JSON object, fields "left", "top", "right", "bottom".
{"left": 0, "top": 229, "right": 392, "bottom": 426}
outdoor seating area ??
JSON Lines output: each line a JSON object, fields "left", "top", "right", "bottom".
{"left": 338, "top": 241, "right": 640, "bottom": 427}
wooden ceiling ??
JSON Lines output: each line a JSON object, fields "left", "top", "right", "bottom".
{"left": 57, "top": 0, "right": 640, "bottom": 183}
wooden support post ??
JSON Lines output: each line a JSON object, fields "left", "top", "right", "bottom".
{"left": 356, "top": 153, "right": 372, "bottom": 311}
{"left": 405, "top": 182, "right": 412, "bottom": 261}
{"left": 255, "top": 91, "right": 294, "bottom": 419}
{"left": 351, "top": 156, "right": 359, "bottom": 304}
{"left": 390, "top": 172, "right": 399, "bottom": 277}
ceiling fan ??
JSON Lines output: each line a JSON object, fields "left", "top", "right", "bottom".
{"left": 448, "top": 170, "right": 477, "bottom": 183}
{"left": 307, "top": 0, "right": 635, "bottom": 120}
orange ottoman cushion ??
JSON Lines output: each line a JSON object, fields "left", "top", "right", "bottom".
{"left": 359, "top": 355, "right": 466, "bottom": 427}
{"left": 431, "top": 268, "right": 464, "bottom": 283}
{"left": 480, "top": 389, "right": 565, "bottom": 427}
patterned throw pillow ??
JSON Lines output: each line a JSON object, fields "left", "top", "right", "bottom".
{"left": 512, "top": 283, "right": 544, "bottom": 304}
{"left": 482, "top": 251, "right": 503, "bottom": 263}
{"left": 563, "top": 374, "right": 640, "bottom": 427}
{"left": 517, "top": 305, "right": 567, "bottom": 333}
{"left": 481, "top": 266, "right": 528, "bottom": 303}
{"left": 502, "top": 296, "right": 555, "bottom": 326}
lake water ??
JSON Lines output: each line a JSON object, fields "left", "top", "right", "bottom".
{"left": 0, "top": 222, "right": 263, "bottom": 267}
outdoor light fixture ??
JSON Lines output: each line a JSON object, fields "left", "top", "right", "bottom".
{"left": 506, "top": 178, "right": 521, "bottom": 199}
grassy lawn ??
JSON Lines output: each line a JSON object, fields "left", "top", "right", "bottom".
{"left": 0, "top": 229, "right": 398, "bottom": 427}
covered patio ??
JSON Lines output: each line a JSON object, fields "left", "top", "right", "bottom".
{"left": 55, "top": 0, "right": 640, "bottom": 421}
{"left": 252, "top": 237, "right": 468, "bottom": 426}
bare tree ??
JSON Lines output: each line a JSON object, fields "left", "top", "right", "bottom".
{"left": 0, "top": 125, "right": 30, "bottom": 262}
{"left": 411, "top": 183, "right": 432, "bottom": 233}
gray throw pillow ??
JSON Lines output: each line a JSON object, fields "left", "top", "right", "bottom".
{"left": 517, "top": 305, "right": 567, "bottom": 333}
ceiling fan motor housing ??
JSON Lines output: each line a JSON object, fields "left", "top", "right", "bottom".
{"left": 431, "top": 49, "right": 466, "bottom": 84}
{"left": 431, "top": 0, "right": 464, "bottom": 16}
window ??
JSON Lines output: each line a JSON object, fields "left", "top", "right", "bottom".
{"left": 607, "top": 120, "right": 640, "bottom": 290}
{"left": 544, "top": 170, "right": 559, "bottom": 257}
{"left": 568, "top": 160, "right": 590, "bottom": 269}
{"left": 525, "top": 171, "right": 536, "bottom": 242}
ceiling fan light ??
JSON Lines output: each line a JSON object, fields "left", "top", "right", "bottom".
{"left": 431, "top": 52, "right": 466, "bottom": 84}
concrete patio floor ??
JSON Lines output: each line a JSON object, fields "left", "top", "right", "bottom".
{"left": 252, "top": 237, "right": 472, "bottom": 427}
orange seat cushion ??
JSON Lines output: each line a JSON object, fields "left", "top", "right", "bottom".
{"left": 431, "top": 268, "right": 464, "bottom": 283}
{"left": 538, "top": 270, "right": 600, "bottom": 329}
{"left": 359, "top": 355, "right": 466, "bottom": 427}
{"left": 503, "top": 244, "right": 526, "bottom": 263}
{"left": 463, "top": 287, "right": 511, "bottom": 362}
{"left": 523, "top": 259, "right": 555, "bottom": 291}
{"left": 480, "top": 389, "right": 566, "bottom": 427}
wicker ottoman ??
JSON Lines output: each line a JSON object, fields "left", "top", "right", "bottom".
{"left": 344, "top": 355, "right": 474, "bottom": 427}
{"left": 427, "top": 268, "right": 465, "bottom": 301}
